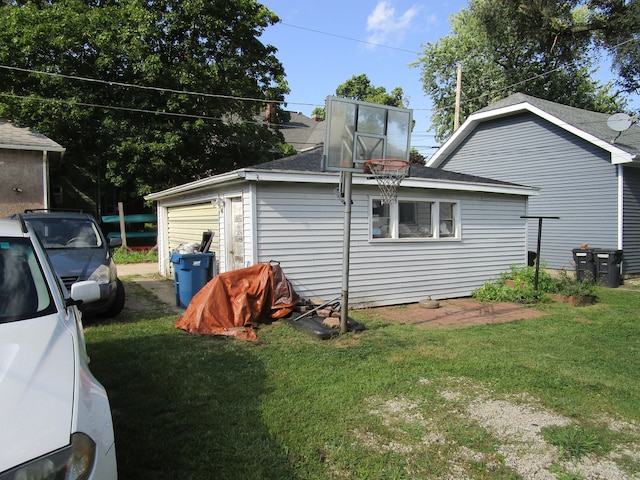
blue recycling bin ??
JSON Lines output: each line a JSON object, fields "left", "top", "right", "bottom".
{"left": 170, "top": 252, "right": 214, "bottom": 307}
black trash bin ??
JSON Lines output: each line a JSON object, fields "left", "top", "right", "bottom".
{"left": 170, "top": 252, "right": 215, "bottom": 307}
{"left": 572, "top": 248, "right": 596, "bottom": 283}
{"left": 594, "top": 249, "right": 623, "bottom": 288}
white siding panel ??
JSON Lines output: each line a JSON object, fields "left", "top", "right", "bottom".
{"left": 440, "top": 113, "right": 619, "bottom": 269}
{"left": 167, "top": 203, "right": 220, "bottom": 275}
{"left": 255, "top": 183, "right": 527, "bottom": 307}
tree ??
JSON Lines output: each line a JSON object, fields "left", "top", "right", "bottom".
{"left": 415, "top": 0, "right": 628, "bottom": 143}
{"left": 335, "top": 74, "right": 408, "bottom": 107}
{"left": 508, "top": 0, "right": 639, "bottom": 96}
{"left": 0, "top": 0, "right": 289, "bottom": 213}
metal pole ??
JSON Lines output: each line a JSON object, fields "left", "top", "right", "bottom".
{"left": 521, "top": 216, "right": 560, "bottom": 292}
{"left": 534, "top": 217, "right": 542, "bottom": 291}
{"left": 340, "top": 172, "right": 353, "bottom": 334}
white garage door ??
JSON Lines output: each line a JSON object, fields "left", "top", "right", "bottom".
{"left": 167, "top": 203, "right": 220, "bottom": 269}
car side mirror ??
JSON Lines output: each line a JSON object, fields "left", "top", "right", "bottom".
{"left": 109, "top": 237, "right": 122, "bottom": 248}
{"left": 67, "top": 280, "right": 101, "bottom": 307}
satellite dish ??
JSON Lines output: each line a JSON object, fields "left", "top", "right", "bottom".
{"left": 607, "top": 112, "right": 633, "bottom": 132}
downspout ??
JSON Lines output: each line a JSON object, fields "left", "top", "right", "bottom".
{"left": 618, "top": 164, "right": 624, "bottom": 252}
{"left": 42, "top": 150, "right": 50, "bottom": 208}
{"left": 250, "top": 183, "right": 258, "bottom": 266}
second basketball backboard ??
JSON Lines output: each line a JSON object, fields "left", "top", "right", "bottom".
{"left": 323, "top": 96, "right": 412, "bottom": 173}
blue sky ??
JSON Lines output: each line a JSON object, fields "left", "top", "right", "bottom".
{"left": 258, "top": 0, "right": 636, "bottom": 159}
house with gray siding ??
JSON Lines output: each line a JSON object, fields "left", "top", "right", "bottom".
{"left": 427, "top": 93, "right": 640, "bottom": 275}
{"left": 145, "top": 147, "right": 535, "bottom": 306}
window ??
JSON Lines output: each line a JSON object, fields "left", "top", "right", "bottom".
{"left": 439, "top": 202, "right": 456, "bottom": 238}
{"left": 0, "top": 239, "right": 55, "bottom": 322}
{"left": 371, "top": 198, "right": 459, "bottom": 240}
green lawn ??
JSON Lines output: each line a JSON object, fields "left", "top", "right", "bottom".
{"left": 85, "top": 284, "right": 640, "bottom": 479}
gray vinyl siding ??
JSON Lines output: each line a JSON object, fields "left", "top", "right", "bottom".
{"left": 623, "top": 166, "right": 640, "bottom": 273}
{"left": 439, "top": 113, "right": 619, "bottom": 270}
{"left": 255, "top": 183, "right": 527, "bottom": 307}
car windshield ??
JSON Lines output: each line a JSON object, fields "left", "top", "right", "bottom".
{"left": 26, "top": 218, "right": 103, "bottom": 249}
{"left": 0, "top": 238, "right": 56, "bottom": 323}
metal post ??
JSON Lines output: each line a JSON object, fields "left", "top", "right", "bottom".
{"left": 534, "top": 217, "right": 543, "bottom": 291}
{"left": 521, "top": 216, "right": 560, "bottom": 292}
{"left": 340, "top": 172, "right": 353, "bottom": 334}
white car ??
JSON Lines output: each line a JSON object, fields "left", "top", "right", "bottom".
{"left": 0, "top": 218, "right": 117, "bottom": 479}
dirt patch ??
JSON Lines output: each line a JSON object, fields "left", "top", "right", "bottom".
{"left": 355, "top": 377, "right": 640, "bottom": 479}
{"left": 361, "top": 298, "right": 547, "bottom": 329}
{"left": 121, "top": 275, "right": 184, "bottom": 317}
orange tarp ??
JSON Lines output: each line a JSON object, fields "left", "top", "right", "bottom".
{"left": 174, "top": 262, "right": 299, "bottom": 341}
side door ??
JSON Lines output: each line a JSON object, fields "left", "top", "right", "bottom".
{"left": 225, "top": 197, "right": 244, "bottom": 270}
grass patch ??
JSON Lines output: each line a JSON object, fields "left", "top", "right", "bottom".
{"left": 112, "top": 246, "right": 157, "bottom": 264}
{"left": 85, "top": 283, "right": 640, "bottom": 479}
{"left": 542, "top": 425, "right": 607, "bottom": 459}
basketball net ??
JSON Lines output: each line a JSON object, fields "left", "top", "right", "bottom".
{"left": 364, "top": 159, "right": 410, "bottom": 205}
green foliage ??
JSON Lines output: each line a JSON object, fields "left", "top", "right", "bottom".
{"left": 409, "top": 148, "right": 426, "bottom": 165}
{"left": 472, "top": 264, "right": 596, "bottom": 303}
{"left": 310, "top": 106, "right": 325, "bottom": 121}
{"left": 335, "top": 73, "right": 408, "bottom": 108}
{"left": 414, "top": 0, "right": 629, "bottom": 142}
{"left": 0, "top": 0, "right": 289, "bottom": 203}
{"left": 112, "top": 247, "right": 157, "bottom": 265}
{"left": 552, "top": 270, "right": 597, "bottom": 298}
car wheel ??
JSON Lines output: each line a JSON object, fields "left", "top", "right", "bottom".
{"left": 105, "top": 278, "right": 125, "bottom": 317}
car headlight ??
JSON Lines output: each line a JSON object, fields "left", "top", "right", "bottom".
{"left": 0, "top": 432, "right": 96, "bottom": 480}
{"left": 87, "top": 264, "right": 111, "bottom": 286}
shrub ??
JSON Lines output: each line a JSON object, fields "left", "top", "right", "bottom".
{"left": 552, "top": 270, "right": 596, "bottom": 298}
{"left": 472, "top": 264, "right": 597, "bottom": 303}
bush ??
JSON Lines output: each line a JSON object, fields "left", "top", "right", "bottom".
{"left": 472, "top": 264, "right": 596, "bottom": 303}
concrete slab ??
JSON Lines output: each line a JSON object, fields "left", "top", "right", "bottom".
{"left": 359, "top": 298, "right": 548, "bottom": 329}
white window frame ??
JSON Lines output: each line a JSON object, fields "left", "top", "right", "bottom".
{"left": 369, "top": 196, "right": 461, "bottom": 241}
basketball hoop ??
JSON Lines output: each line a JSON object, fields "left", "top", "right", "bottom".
{"left": 364, "top": 159, "right": 410, "bottom": 205}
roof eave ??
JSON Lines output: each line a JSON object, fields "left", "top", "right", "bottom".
{"left": 211, "top": 167, "right": 538, "bottom": 196}
{"left": 0, "top": 143, "right": 65, "bottom": 153}
{"left": 143, "top": 171, "right": 243, "bottom": 201}
{"left": 400, "top": 177, "right": 537, "bottom": 196}
{"left": 145, "top": 166, "right": 537, "bottom": 202}
{"left": 427, "top": 102, "right": 636, "bottom": 166}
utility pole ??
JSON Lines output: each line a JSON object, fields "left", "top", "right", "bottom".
{"left": 454, "top": 63, "right": 462, "bottom": 131}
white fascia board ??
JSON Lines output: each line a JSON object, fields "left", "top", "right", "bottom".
{"left": 143, "top": 171, "right": 241, "bottom": 201}
{"left": 241, "top": 170, "right": 339, "bottom": 184}
{"left": 426, "top": 102, "right": 635, "bottom": 166}
{"left": 398, "top": 177, "right": 538, "bottom": 197}
{"left": 145, "top": 166, "right": 537, "bottom": 203}
{"left": 243, "top": 169, "right": 536, "bottom": 196}
{"left": 0, "top": 144, "right": 66, "bottom": 152}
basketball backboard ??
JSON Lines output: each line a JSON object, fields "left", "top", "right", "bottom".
{"left": 323, "top": 96, "right": 412, "bottom": 173}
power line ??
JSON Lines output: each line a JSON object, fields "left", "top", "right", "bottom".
{"left": 0, "top": 64, "right": 319, "bottom": 109}
{"left": 278, "top": 22, "right": 421, "bottom": 55}
{"left": 1, "top": 34, "right": 634, "bottom": 130}
{"left": 0, "top": 92, "right": 254, "bottom": 123}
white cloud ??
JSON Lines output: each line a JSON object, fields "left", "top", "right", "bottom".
{"left": 365, "top": 1, "right": 421, "bottom": 47}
